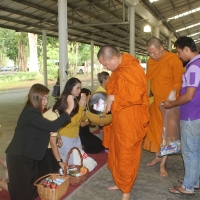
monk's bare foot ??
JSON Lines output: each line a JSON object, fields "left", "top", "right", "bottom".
{"left": 147, "top": 157, "right": 162, "bottom": 166}
{"left": 160, "top": 165, "right": 168, "bottom": 176}
{"left": 108, "top": 185, "right": 119, "bottom": 190}
{"left": 122, "top": 193, "right": 130, "bottom": 200}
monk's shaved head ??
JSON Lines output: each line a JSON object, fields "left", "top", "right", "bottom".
{"left": 97, "top": 45, "right": 120, "bottom": 60}
{"left": 97, "top": 44, "right": 122, "bottom": 71}
{"left": 146, "top": 37, "right": 163, "bottom": 48}
{"left": 146, "top": 37, "right": 165, "bottom": 61}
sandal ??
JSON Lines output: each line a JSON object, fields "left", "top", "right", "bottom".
{"left": 169, "top": 186, "right": 195, "bottom": 195}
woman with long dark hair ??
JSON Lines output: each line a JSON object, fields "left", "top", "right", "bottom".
{"left": 40, "top": 92, "right": 80, "bottom": 175}
{"left": 54, "top": 77, "right": 87, "bottom": 164}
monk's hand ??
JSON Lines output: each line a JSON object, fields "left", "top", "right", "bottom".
{"left": 161, "top": 101, "right": 172, "bottom": 109}
{"left": 104, "top": 95, "right": 114, "bottom": 113}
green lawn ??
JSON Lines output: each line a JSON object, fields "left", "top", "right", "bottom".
{"left": 0, "top": 74, "right": 97, "bottom": 91}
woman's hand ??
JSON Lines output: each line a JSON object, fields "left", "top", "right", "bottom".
{"left": 56, "top": 137, "right": 63, "bottom": 148}
{"left": 66, "top": 95, "right": 74, "bottom": 114}
{"left": 59, "top": 162, "right": 65, "bottom": 170}
{"left": 79, "top": 93, "right": 87, "bottom": 107}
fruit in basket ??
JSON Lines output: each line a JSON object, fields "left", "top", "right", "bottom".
{"left": 80, "top": 166, "right": 87, "bottom": 175}
{"left": 50, "top": 182, "right": 58, "bottom": 189}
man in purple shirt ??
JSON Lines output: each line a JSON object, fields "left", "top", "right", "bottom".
{"left": 163, "top": 36, "right": 200, "bottom": 195}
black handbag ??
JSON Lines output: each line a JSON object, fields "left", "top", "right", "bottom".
{"left": 52, "top": 85, "right": 60, "bottom": 97}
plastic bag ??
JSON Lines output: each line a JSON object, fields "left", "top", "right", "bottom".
{"left": 72, "top": 149, "right": 97, "bottom": 172}
{"left": 159, "top": 105, "right": 181, "bottom": 156}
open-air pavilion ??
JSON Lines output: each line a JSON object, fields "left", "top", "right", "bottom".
{"left": 1, "top": 1, "right": 200, "bottom": 199}
{"left": 1, "top": 0, "right": 200, "bottom": 90}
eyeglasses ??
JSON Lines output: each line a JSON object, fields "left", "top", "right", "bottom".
{"left": 42, "top": 96, "right": 48, "bottom": 101}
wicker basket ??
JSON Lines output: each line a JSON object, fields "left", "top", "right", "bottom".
{"left": 86, "top": 91, "right": 112, "bottom": 126}
{"left": 34, "top": 173, "right": 69, "bottom": 200}
{"left": 64, "top": 147, "right": 89, "bottom": 185}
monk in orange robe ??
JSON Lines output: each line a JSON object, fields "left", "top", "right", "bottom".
{"left": 143, "top": 37, "right": 183, "bottom": 176}
{"left": 97, "top": 45, "right": 149, "bottom": 200}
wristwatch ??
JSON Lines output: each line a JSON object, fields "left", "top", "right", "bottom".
{"left": 57, "top": 159, "right": 63, "bottom": 163}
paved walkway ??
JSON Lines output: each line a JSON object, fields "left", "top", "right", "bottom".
{"left": 0, "top": 84, "right": 198, "bottom": 200}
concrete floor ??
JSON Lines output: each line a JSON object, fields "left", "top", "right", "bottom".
{"left": 0, "top": 85, "right": 199, "bottom": 200}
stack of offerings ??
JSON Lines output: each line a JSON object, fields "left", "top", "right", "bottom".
{"left": 86, "top": 91, "right": 112, "bottom": 126}
{"left": 34, "top": 174, "right": 69, "bottom": 200}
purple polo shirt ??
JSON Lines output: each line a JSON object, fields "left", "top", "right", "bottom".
{"left": 180, "top": 54, "right": 200, "bottom": 120}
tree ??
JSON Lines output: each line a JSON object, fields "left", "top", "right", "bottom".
{"left": 18, "top": 33, "right": 28, "bottom": 71}
{"left": 28, "top": 33, "right": 38, "bottom": 72}
{"left": 0, "top": 28, "right": 28, "bottom": 71}
{"left": 68, "top": 41, "right": 79, "bottom": 76}
{"left": 0, "top": 28, "right": 10, "bottom": 66}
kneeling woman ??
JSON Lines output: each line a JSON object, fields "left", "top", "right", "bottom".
{"left": 54, "top": 78, "right": 87, "bottom": 164}
{"left": 5, "top": 84, "right": 74, "bottom": 200}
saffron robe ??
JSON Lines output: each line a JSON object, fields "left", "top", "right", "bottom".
{"left": 106, "top": 53, "right": 149, "bottom": 193}
{"left": 143, "top": 51, "right": 183, "bottom": 152}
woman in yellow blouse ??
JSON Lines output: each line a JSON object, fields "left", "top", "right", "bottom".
{"left": 53, "top": 77, "right": 87, "bottom": 164}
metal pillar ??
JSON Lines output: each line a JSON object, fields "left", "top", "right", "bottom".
{"left": 155, "top": 26, "right": 160, "bottom": 38}
{"left": 129, "top": 6, "right": 135, "bottom": 56}
{"left": 91, "top": 40, "right": 94, "bottom": 87}
{"left": 168, "top": 36, "right": 172, "bottom": 51}
{"left": 42, "top": 29, "right": 47, "bottom": 87}
{"left": 58, "top": 0, "right": 68, "bottom": 93}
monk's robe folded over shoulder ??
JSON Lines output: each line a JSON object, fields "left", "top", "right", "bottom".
{"left": 143, "top": 51, "right": 183, "bottom": 152}
{"left": 106, "top": 53, "right": 149, "bottom": 193}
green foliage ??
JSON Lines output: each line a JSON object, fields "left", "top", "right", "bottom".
{"left": 47, "top": 66, "right": 58, "bottom": 80}
{"left": 0, "top": 28, "right": 29, "bottom": 65}
{"left": 0, "top": 72, "right": 38, "bottom": 82}
{"left": 78, "top": 43, "right": 91, "bottom": 64}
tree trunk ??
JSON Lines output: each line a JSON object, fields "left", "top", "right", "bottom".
{"left": 84, "top": 61, "right": 89, "bottom": 76}
{"left": 18, "top": 33, "right": 27, "bottom": 71}
{"left": 28, "top": 33, "right": 38, "bottom": 72}
{"left": 75, "top": 42, "right": 79, "bottom": 77}
{"left": 0, "top": 45, "right": 5, "bottom": 66}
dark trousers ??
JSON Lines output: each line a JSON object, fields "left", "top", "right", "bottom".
{"left": 6, "top": 154, "right": 39, "bottom": 200}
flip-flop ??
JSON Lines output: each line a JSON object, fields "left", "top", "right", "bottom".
{"left": 174, "top": 186, "right": 195, "bottom": 195}
{"left": 178, "top": 179, "right": 200, "bottom": 190}
{"left": 168, "top": 187, "right": 181, "bottom": 194}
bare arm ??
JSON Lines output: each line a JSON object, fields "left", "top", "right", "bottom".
{"left": 163, "top": 87, "right": 196, "bottom": 109}
{"left": 50, "top": 135, "right": 65, "bottom": 169}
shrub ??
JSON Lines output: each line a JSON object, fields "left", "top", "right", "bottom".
{"left": 47, "top": 66, "right": 58, "bottom": 80}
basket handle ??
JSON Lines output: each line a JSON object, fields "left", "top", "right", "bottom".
{"left": 63, "top": 147, "right": 83, "bottom": 175}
